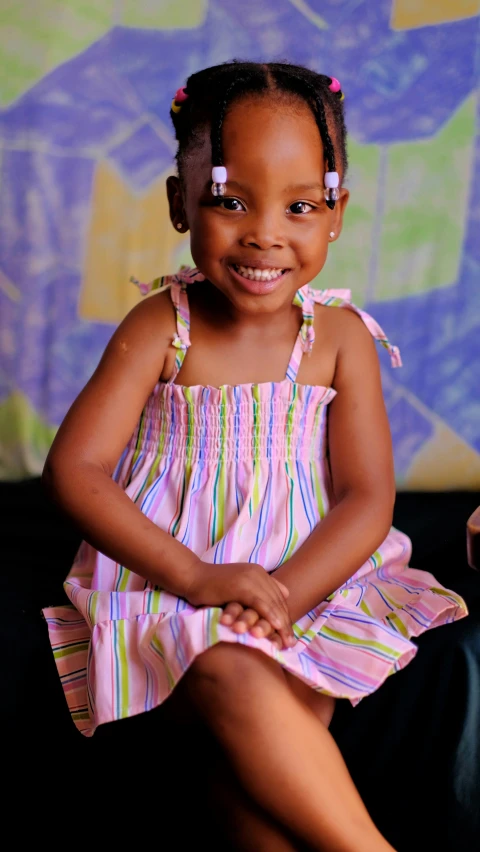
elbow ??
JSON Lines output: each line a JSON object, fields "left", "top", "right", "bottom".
{"left": 42, "top": 453, "right": 65, "bottom": 504}
{"left": 338, "top": 484, "right": 395, "bottom": 542}
{"left": 42, "top": 455, "right": 55, "bottom": 494}
{"left": 373, "top": 486, "right": 395, "bottom": 541}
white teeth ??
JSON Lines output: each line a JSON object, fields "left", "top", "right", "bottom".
{"left": 235, "top": 265, "right": 284, "bottom": 282}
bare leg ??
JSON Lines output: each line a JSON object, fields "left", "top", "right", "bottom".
{"left": 211, "top": 756, "right": 300, "bottom": 852}
{"left": 184, "top": 643, "right": 396, "bottom": 852}
{"left": 165, "top": 675, "right": 299, "bottom": 851}
{"left": 285, "top": 671, "right": 336, "bottom": 728}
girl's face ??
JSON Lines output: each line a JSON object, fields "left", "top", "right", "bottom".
{"left": 167, "top": 96, "right": 349, "bottom": 316}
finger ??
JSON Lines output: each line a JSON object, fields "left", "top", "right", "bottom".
{"left": 250, "top": 618, "right": 275, "bottom": 638}
{"left": 220, "top": 602, "right": 244, "bottom": 625}
{"left": 270, "top": 579, "right": 292, "bottom": 622}
{"left": 263, "top": 592, "right": 295, "bottom": 646}
{"left": 231, "top": 608, "right": 260, "bottom": 633}
{"left": 273, "top": 579, "right": 290, "bottom": 600}
{"left": 269, "top": 632, "right": 283, "bottom": 650}
{"left": 265, "top": 598, "right": 295, "bottom": 648}
{"left": 278, "top": 623, "right": 296, "bottom": 649}
{"left": 250, "top": 620, "right": 283, "bottom": 650}
{"left": 249, "top": 596, "right": 284, "bottom": 632}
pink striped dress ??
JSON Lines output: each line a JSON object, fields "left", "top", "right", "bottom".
{"left": 44, "top": 267, "right": 468, "bottom": 736}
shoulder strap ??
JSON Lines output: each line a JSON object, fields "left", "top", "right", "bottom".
{"left": 286, "top": 285, "right": 401, "bottom": 381}
{"left": 310, "top": 287, "right": 402, "bottom": 367}
{"left": 130, "top": 267, "right": 205, "bottom": 383}
{"left": 286, "top": 287, "right": 315, "bottom": 381}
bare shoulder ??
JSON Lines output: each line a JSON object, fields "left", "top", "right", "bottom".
{"left": 316, "top": 302, "right": 375, "bottom": 347}
{"left": 107, "top": 289, "right": 177, "bottom": 360}
{"left": 45, "top": 288, "right": 179, "bottom": 475}
{"left": 314, "top": 303, "right": 378, "bottom": 381}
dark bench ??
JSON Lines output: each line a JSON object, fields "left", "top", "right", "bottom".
{"left": 2, "top": 480, "right": 479, "bottom": 850}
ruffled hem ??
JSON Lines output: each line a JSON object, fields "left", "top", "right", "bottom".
{"left": 43, "top": 568, "right": 468, "bottom": 737}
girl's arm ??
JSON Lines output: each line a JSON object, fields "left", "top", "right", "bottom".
{"left": 272, "top": 309, "right": 396, "bottom": 624}
{"left": 44, "top": 293, "right": 293, "bottom": 643}
{"left": 43, "top": 293, "right": 200, "bottom": 595}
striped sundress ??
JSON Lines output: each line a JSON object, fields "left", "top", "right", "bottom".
{"left": 43, "top": 267, "right": 468, "bottom": 737}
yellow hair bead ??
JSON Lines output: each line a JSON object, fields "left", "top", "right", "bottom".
{"left": 171, "top": 100, "right": 182, "bottom": 113}
{"left": 340, "top": 91, "right": 345, "bottom": 101}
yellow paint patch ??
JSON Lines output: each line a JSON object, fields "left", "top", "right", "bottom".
{"left": 391, "top": 0, "right": 480, "bottom": 30}
{"left": 79, "top": 160, "right": 187, "bottom": 324}
{"left": 405, "top": 419, "right": 480, "bottom": 490}
{"left": 122, "top": 0, "right": 208, "bottom": 29}
{"left": 286, "top": 0, "right": 328, "bottom": 29}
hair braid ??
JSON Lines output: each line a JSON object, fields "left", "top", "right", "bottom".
{"left": 170, "top": 60, "right": 347, "bottom": 196}
{"left": 210, "top": 78, "right": 242, "bottom": 168}
{"left": 210, "top": 69, "right": 265, "bottom": 168}
{"left": 271, "top": 67, "right": 337, "bottom": 169}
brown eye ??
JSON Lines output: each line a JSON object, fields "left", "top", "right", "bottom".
{"left": 289, "top": 201, "right": 314, "bottom": 215}
{"left": 220, "top": 198, "right": 245, "bottom": 211}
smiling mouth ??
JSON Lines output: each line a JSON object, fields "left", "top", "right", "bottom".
{"left": 232, "top": 264, "right": 288, "bottom": 282}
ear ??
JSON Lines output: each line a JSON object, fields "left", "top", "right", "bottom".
{"left": 329, "top": 188, "right": 349, "bottom": 241}
{"left": 166, "top": 175, "right": 189, "bottom": 233}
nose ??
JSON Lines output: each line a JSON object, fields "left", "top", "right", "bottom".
{"left": 240, "top": 211, "right": 286, "bottom": 251}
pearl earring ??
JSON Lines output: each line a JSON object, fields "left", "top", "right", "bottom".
{"left": 176, "top": 222, "right": 183, "bottom": 230}
{"left": 329, "top": 231, "right": 335, "bottom": 238}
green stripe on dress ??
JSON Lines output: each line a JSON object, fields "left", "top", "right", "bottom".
{"left": 115, "top": 620, "right": 130, "bottom": 718}
{"left": 320, "top": 624, "right": 402, "bottom": 658}
{"left": 250, "top": 385, "right": 262, "bottom": 514}
{"left": 54, "top": 641, "right": 89, "bottom": 659}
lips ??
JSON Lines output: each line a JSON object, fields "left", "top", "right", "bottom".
{"left": 228, "top": 263, "right": 290, "bottom": 295}
{"left": 233, "top": 264, "right": 286, "bottom": 283}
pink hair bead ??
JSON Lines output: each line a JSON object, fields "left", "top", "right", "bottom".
{"left": 329, "top": 77, "right": 341, "bottom": 93}
{"left": 174, "top": 86, "right": 189, "bottom": 103}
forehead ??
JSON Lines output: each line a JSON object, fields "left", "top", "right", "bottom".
{"left": 184, "top": 95, "right": 325, "bottom": 193}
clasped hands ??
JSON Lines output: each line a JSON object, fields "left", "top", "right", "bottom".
{"left": 186, "top": 560, "right": 295, "bottom": 650}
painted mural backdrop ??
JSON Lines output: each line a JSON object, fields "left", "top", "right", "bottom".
{"left": 0, "top": 0, "right": 479, "bottom": 488}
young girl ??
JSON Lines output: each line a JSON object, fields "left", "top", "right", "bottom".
{"left": 43, "top": 61, "right": 467, "bottom": 851}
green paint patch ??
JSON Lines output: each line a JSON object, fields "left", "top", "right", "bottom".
{"left": 315, "top": 138, "right": 380, "bottom": 306}
{"left": 376, "top": 95, "right": 476, "bottom": 300}
{"left": 0, "top": 391, "right": 57, "bottom": 480}
{"left": 0, "top": 1, "right": 113, "bottom": 106}
{"left": 0, "top": 1, "right": 207, "bottom": 106}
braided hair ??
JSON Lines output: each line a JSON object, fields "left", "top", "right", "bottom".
{"left": 170, "top": 61, "right": 347, "bottom": 208}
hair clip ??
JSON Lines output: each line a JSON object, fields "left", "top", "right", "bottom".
{"left": 329, "top": 76, "right": 345, "bottom": 101}
{"left": 324, "top": 170, "right": 339, "bottom": 206}
{"left": 211, "top": 166, "right": 227, "bottom": 197}
{"left": 171, "top": 86, "right": 189, "bottom": 114}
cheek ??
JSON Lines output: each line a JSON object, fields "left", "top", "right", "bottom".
{"left": 190, "top": 214, "right": 234, "bottom": 262}
{"left": 294, "top": 221, "right": 329, "bottom": 263}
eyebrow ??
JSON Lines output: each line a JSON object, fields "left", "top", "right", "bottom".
{"left": 204, "top": 179, "right": 325, "bottom": 194}
{"left": 283, "top": 182, "right": 324, "bottom": 193}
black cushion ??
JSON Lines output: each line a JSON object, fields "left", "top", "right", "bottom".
{"left": 2, "top": 480, "right": 479, "bottom": 849}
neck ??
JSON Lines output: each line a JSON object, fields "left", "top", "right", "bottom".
{"left": 194, "top": 279, "right": 303, "bottom": 339}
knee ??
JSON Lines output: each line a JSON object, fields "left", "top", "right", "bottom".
{"left": 188, "top": 643, "right": 266, "bottom": 698}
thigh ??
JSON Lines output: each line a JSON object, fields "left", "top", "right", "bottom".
{"left": 285, "top": 671, "right": 336, "bottom": 728}
{"left": 178, "top": 642, "right": 335, "bottom": 734}
{"left": 185, "top": 641, "right": 288, "bottom": 695}
{"left": 184, "top": 642, "right": 336, "bottom": 727}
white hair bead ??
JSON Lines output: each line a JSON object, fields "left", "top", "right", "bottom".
{"left": 324, "top": 171, "right": 339, "bottom": 188}
{"left": 212, "top": 166, "right": 227, "bottom": 184}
